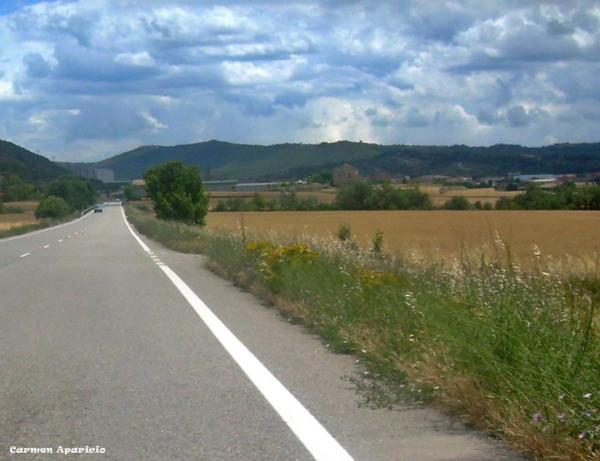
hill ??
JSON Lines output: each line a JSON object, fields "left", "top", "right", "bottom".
{"left": 85, "top": 140, "right": 600, "bottom": 181}
{"left": 95, "top": 140, "right": 384, "bottom": 180}
{"left": 0, "top": 139, "right": 70, "bottom": 181}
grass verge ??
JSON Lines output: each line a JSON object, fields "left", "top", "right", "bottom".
{"left": 126, "top": 205, "right": 599, "bottom": 461}
{"left": 0, "top": 221, "right": 49, "bottom": 239}
{"left": 0, "top": 212, "right": 88, "bottom": 240}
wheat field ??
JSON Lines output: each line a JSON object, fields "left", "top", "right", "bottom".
{"left": 207, "top": 210, "right": 600, "bottom": 268}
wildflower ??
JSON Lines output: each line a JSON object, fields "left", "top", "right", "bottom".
{"left": 557, "top": 413, "right": 566, "bottom": 422}
{"left": 559, "top": 394, "right": 565, "bottom": 401}
{"left": 583, "top": 393, "right": 592, "bottom": 399}
{"left": 532, "top": 412, "right": 543, "bottom": 424}
{"left": 578, "top": 431, "right": 588, "bottom": 440}
{"left": 494, "top": 231, "right": 505, "bottom": 250}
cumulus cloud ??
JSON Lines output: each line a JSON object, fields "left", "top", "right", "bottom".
{"left": 0, "top": 0, "right": 598, "bottom": 161}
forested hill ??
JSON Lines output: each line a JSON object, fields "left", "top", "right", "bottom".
{"left": 91, "top": 140, "right": 600, "bottom": 180}
{"left": 0, "top": 139, "right": 70, "bottom": 181}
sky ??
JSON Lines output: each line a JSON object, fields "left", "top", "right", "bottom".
{"left": 0, "top": 0, "right": 599, "bottom": 162}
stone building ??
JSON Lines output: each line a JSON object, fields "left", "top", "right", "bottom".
{"left": 332, "top": 164, "right": 360, "bottom": 185}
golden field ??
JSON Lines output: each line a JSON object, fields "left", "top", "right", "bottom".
{"left": 417, "top": 185, "right": 520, "bottom": 206}
{"left": 207, "top": 210, "right": 600, "bottom": 268}
{"left": 0, "top": 201, "right": 39, "bottom": 231}
{"left": 208, "top": 185, "right": 518, "bottom": 208}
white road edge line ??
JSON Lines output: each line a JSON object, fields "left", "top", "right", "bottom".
{"left": 120, "top": 207, "right": 354, "bottom": 461}
{"left": 19, "top": 252, "right": 31, "bottom": 258}
{"left": 0, "top": 211, "right": 92, "bottom": 244}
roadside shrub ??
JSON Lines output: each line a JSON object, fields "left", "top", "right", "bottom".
{"left": 0, "top": 201, "right": 4, "bottom": 214}
{"left": 371, "top": 230, "right": 384, "bottom": 256}
{"left": 35, "top": 196, "right": 70, "bottom": 219}
{"left": 144, "top": 161, "right": 209, "bottom": 225}
{"left": 337, "top": 223, "right": 351, "bottom": 241}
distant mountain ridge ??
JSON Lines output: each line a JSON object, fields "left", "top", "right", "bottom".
{"left": 0, "top": 139, "right": 70, "bottom": 181}
{"left": 87, "top": 140, "right": 600, "bottom": 181}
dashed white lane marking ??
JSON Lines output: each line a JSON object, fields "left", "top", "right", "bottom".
{"left": 43, "top": 244, "right": 50, "bottom": 249}
{"left": 120, "top": 207, "right": 354, "bottom": 461}
{"left": 58, "top": 239, "right": 64, "bottom": 243}
{"left": 19, "top": 253, "right": 31, "bottom": 258}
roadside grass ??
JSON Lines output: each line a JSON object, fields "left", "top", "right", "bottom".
{"left": 0, "top": 201, "right": 39, "bottom": 237}
{"left": 0, "top": 221, "right": 48, "bottom": 239}
{"left": 0, "top": 203, "right": 89, "bottom": 240}
{"left": 126, "top": 205, "right": 599, "bottom": 461}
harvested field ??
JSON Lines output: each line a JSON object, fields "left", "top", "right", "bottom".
{"left": 0, "top": 201, "right": 39, "bottom": 231}
{"left": 207, "top": 210, "right": 600, "bottom": 269}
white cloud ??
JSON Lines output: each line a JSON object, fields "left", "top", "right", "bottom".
{"left": 0, "top": 0, "right": 598, "bottom": 160}
{"left": 141, "top": 111, "right": 168, "bottom": 131}
{"left": 115, "top": 51, "right": 155, "bottom": 67}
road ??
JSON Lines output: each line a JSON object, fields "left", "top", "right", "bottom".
{"left": 0, "top": 205, "right": 524, "bottom": 460}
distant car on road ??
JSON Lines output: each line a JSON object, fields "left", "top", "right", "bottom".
{"left": 93, "top": 204, "right": 103, "bottom": 213}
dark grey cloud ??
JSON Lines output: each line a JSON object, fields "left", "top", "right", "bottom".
{"left": 0, "top": 0, "right": 598, "bottom": 161}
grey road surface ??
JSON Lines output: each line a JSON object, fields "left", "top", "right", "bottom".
{"left": 0, "top": 206, "right": 524, "bottom": 460}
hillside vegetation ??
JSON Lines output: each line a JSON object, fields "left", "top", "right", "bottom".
{"left": 86, "top": 140, "right": 600, "bottom": 181}
{"left": 0, "top": 139, "right": 70, "bottom": 182}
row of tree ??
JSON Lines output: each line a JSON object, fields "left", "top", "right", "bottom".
{"left": 335, "top": 182, "right": 432, "bottom": 210}
{"left": 496, "top": 183, "right": 600, "bottom": 210}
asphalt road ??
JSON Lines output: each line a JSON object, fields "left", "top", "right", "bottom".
{"left": 0, "top": 206, "right": 524, "bottom": 461}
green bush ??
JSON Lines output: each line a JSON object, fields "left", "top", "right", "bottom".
{"left": 443, "top": 196, "right": 471, "bottom": 210}
{"left": 35, "top": 196, "right": 70, "bottom": 219}
{"left": 144, "top": 161, "right": 209, "bottom": 225}
{"left": 337, "top": 223, "right": 351, "bottom": 241}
